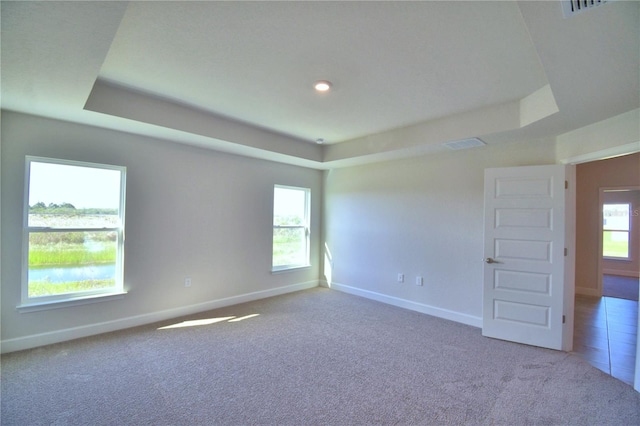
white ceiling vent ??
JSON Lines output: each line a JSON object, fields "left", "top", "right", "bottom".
{"left": 562, "top": 0, "right": 611, "bottom": 18}
{"left": 442, "top": 138, "right": 486, "bottom": 151}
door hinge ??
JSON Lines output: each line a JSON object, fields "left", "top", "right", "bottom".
{"left": 562, "top": 315, "right": 566, "bottom": 324}
{"left": 564, "top": 248, "right": 568, "bottom": 257}
{"left": 565, "top": 180, "right": 568, "bottom": 189}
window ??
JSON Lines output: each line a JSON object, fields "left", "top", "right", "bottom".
{"left": 272, "top": 185, "right": 310, "bottom": 271}
{"left": 21, "top": 157, "right": 126, "bottom": 308}
{"left": 602, "top": 203, "right": 630, "bottom": 259}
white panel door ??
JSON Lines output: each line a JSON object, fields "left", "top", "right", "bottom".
{"left": 483, "top": 165, "right": 567, "bottom": 350}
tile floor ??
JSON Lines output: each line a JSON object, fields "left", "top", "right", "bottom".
{"left": 573, "top": 294, "right": 638, "bottom": 386}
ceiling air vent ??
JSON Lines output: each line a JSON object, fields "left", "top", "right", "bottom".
{"left": 562, "top": 0, "right": 610, "bottom": 18}
{"left": 442, "top": 138, "right": 486, "bottom": 151}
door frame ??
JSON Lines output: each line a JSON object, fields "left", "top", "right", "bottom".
{"left": 563, "top": 146, "right": 640, "bottom": 392}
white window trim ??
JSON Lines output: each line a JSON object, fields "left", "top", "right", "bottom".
{"left": 20, "top": 156, "right": 127, "bottom": 310}
{"left": 272, "top": 185, "right": 311, "bottom": 272}
{"left": 17, "top": 292, "right": 127, "bottom": 313}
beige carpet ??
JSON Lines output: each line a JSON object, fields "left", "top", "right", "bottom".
{"left": 2, "top": 287, "right": 639, "bottom": 425}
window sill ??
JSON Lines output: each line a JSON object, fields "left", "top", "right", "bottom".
{"left": 603, "top": 257, "right": 632, "bottom": 262}
{"left": 17, "top": 291, "right": 127, "bottom": 313}
{"left": 271, "top": 265, "right": 311, "bottom": 274}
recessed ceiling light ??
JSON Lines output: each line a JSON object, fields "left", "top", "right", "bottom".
{"left": 316, "top": 138, "right": 325, "bottom": 144}
{"left": 314, "top": 80, "right": 332, "bottom": 92}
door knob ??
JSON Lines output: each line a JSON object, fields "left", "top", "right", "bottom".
{"left": 485, "top": 257, "right": 500, "bottom": 264}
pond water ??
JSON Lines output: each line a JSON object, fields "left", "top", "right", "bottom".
{"left": 29, "top": 264, "right": 115, "bottom": 283}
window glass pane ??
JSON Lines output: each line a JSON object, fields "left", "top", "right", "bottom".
{"left": 603, "top": 204, "right": 630, "bottom": 231}
{"left": 23, "top": 157, "right": 125, "bottom": 305}
{"left": 602, "top": 230, "right": 629, "bottom": 258}
{"left": 28, "top": 162, "right": 121, "bottom": 228}
{"left": 28, "top": 231, "right": 117, "bottom": 297}
{"left": 274, "top": 187, "right": 306, "bottom": 226}
{"left": 272, "top": 185, "right": 310, "bottom": 270}
{"left": 273, "top": 228, "right": 306, "bottom": 267}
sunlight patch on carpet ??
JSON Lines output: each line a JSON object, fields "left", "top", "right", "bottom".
{"left": 157, "top": 314, "right": 260, "bottom": 329}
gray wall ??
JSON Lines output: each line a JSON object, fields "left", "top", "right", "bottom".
{"left": 322, "top": 138, "right": 557, "bottom": 325}
{"left": 1, "top": 111, "right": 322, "bottom": 351}
{"left": 2, "top": 109, "right": 637, "bottom": 352}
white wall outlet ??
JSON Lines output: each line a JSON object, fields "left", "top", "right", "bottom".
{"left": 397, "top": 273, "right": 404, "bottom": 283}
{"left": 184, "top": 277, "right": 192, "bottom": 287}
{"left": 416, "top": 276, "right": 423, "bottom": 286}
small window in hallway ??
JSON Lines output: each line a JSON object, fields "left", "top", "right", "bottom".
{"left": 602, "top": 203, "right": 630, "bottom": 259}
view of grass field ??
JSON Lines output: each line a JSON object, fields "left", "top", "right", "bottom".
{"left": 28, "top": 211, "right": 118, "bottom": 297}
{"left": 273, "top": 228, "right": 306, "bottom": 266}
{"left": 602, "top": 231, "right": 629, "bottom": 258}
{"left": 29, "top": 232, "right": 116, "bottom": 266}
{"left": 28, "top": 279, "right": 114, "bottom": 298}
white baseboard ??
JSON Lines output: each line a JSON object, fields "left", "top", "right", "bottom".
{"left": 1, "top": 281, "right": 318, "bottom": 354}
{"left": 576, "top": 287, "right": 601, "bottom": 297}
{"left": 602, "top": 269, "right": 640, "bottom": 278}
{"left": 322, "top": 281, "right": 482, "bottom": 328}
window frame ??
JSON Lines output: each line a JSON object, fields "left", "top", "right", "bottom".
{"left": 19, "top": 156, "right": 127, "bottom": 311}
{"left": 602, "top": 202, "right": 631, "bottom": 260}
{"left": 272, "top": 185, "right": 311, "bottom": 272}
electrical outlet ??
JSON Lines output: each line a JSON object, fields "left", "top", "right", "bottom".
{"left": 184, "top": 277, "right": 192, "bottom": 288}
{"left": 416, "top": 276, "right": 423, "bottom": 286}
{"left": 397, "top": 273, "right": 404, "bottom": 283}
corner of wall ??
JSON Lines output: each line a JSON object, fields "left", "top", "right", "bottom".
{"left": 556, "top": 108, "right": 640, "bottom": 164}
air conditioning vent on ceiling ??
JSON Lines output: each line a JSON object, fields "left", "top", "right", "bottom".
{"left": 442, "top": 138, "right": 486, "bottom": 151}
{"left": 562, "top": 0, "right": 611, "bottom": 18}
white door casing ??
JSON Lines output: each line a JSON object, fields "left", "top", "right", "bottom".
{"left": 483, "top": 165, "right": 571, "bottom": 351}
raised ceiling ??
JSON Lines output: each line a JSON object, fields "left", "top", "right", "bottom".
{"left": 2, "top": 1, "right": 638, "bottom": 169}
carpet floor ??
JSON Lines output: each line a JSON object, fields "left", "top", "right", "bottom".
{"left": 603, "top": 274, "right": 639, "bottom": 301}
{"left": 2, "top": 287, "right": 639, "bottom": 425}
